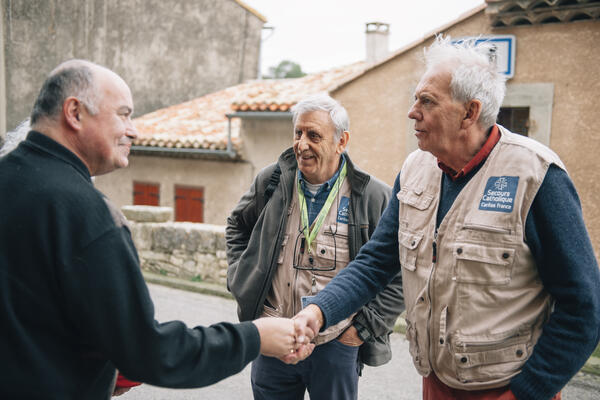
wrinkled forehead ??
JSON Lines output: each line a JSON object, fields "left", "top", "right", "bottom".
{"left": 294, "top": 110, "right": 334, "bottom": 129}
{"left": 415, "top": 67, "right": 452, "bottom": 95}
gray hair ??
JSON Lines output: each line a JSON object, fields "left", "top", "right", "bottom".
{"left": 291, "top": 93, "right": 349, "bottom": 141}
{"left": 30, "top": 59, "right": 100, "bottom": 125}
{"left": 423, "top": 35, "right": 507, "bottom": 129}
{"left": 0, "top": 119, "right": 30, "bottom": 157}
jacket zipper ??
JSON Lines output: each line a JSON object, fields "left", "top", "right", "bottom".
{"left": 254, "top": 168, "right": 289, "bottom": 319}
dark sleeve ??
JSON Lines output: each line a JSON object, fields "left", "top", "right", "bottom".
{"left": 311, "top": 173, "right": 403, "bottom": 329}
{"left": 225, "top": 165, "right": 272, "bottom": 292}
{"left": 61, "top": 227, "right": 260, "bottom": 388}
{"left": 353, "top": 181, "right": 405, "bottom": 341}
{"left": 510, "top": 165, "right": 600, "bottom": 400}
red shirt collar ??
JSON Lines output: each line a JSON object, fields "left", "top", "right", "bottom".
{"left": 437, "top": 125, "right": 500, "bottom": 181}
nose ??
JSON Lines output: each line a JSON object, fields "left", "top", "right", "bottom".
{"left": 296, "top": 133, "right": 309, "bottom": 151}
{"left": 126, "top": 119, "right": 138, "bottom": 140}
{"left": 408, "top": 102, "right": 421, "bottom": 121}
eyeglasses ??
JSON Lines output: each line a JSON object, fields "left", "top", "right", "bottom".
{"left": 292, "top": 225, "right": 337, "bottom": 272}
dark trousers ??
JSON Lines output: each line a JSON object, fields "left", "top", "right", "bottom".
{"left": 251, "top": 339, "right": 360, "bottom": 400}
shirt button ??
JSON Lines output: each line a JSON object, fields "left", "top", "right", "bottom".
{"left": 457, "top": 248, "right": 463, "bottom": 255}
{"left": 460, "top": 356, "right": 468, "bottom": 363}
{"left": 502, "top": 252, "right": 510, "bottom": 259}
{"left": 309, "top": 257, "right": 314, "bottom": 264}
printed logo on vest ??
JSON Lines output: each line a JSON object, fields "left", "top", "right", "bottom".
{"left": 337, "top": 196, "right": 350, "bottom": 224}
{"left": 478, "top": 176, "right": 519, "bottom": 213}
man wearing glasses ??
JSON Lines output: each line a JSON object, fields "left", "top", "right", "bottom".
{"left": 226, "top": 93, "right": 404, "bottom": 400}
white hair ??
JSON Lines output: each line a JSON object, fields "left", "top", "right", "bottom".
{"left": 423, "top": 35, "right": 507, "bottom": 129}
{"left": 0, "top": 119, "right": 30, "bottom": 157}
{"left": 291, "top": 93, "right": 349, "bottom": 141}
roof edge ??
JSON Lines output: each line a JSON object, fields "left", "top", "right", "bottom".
{"left": 329, "top": 3, "right": 487, "bottom": 94}
{"left": 233, "top": 0, "right": 267, "bottom": 23}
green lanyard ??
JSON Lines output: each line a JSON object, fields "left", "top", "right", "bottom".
{"left": 297, "top": 163, "right": 347, "bottom": 254}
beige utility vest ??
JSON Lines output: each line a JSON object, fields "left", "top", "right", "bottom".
{"left": 398, "top": 127, "right": 565, "bottom": 390}
{"left": 261, "top": 176, "right": 355, "bottom": 345}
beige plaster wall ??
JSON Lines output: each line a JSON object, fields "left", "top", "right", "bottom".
{"left": 239, "top": 116, "right": 294, "bottom": 174}
{"left": 93, "top": 155, "right": 254, "bottom": 226}
{"left": 333, "top": 12, "right": 600, "bottom": 255}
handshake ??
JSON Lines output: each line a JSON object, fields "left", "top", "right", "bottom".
{"left": 252, "top": 304, "right": 324, "bottom": 364}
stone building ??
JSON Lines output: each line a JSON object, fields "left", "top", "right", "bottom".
{"left": 0, "top": 0, "right": 265, "bottom": 136}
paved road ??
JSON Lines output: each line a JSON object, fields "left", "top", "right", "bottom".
{"left": 121, "top": 284, "right": 600, "bottom": 400}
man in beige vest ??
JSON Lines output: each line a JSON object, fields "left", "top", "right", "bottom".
{"left": 293, "top": 37, "right": 600, "bottom": 400}
{"left": 226, "top": 93, "right": 404, "bottom": 399}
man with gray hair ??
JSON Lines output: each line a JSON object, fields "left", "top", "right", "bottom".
{"left": 0, "top": 59, "right": 304, "bottom": 399}
{"left": 226, "top": 93, "right": 404, "bottom": 399}
{"left": 293, "top": 36, "right": 600, "bottom": 400}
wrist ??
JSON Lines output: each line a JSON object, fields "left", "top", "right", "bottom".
{"left": 307, "top": 304, "right": 324, "bottom": 330}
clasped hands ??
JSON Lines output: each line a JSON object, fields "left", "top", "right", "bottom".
{"left": 252, "top": 304, "right": 325, "bottom": 364}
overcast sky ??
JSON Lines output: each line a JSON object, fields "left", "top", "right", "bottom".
{"left": 241, "top": 0, "right": 485, "bottom": 75}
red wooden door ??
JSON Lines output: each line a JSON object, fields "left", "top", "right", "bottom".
{"left": 175, "top": 186, "right": 204, "bottom": 222}
{"left": 133, "top": 182, "right": 160, "bottom": 206}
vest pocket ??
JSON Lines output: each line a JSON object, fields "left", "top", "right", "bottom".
{"left": 398, "top": 230, "right": 423, "bottom": 271}
{"left": 405, "top": 315, "right": 430, "bottom": 375}
{"left": 451, "top": 330, "right": 531, "bottom": 383}
{"left": 454, "top": 244, "right": 515, "bottom": 285}
{"left": 312, "top": 241, "right": 350, "bottom": 277}
{"left": 397, "top": 188, "right": 434, "bottom": 210}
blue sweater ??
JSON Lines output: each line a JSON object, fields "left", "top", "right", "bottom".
{"left": 310, "top": 164, "right": 600, "bottom": 400}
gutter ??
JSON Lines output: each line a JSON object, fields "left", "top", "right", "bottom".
{"left": 131, "top": 111, "right": 292, "bottom": 159}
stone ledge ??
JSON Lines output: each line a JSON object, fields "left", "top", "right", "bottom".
{"left": 122, "top": 205, "right": 173, "bottom": 223}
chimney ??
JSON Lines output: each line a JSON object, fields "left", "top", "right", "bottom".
{"left": 365, "top": 22, "right": 390, "bottom": 63}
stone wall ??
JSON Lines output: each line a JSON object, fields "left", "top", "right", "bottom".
{"left": 1, "top": 0, "right": 264, "bottom": 135}
{"left": 122, "top": 205, "right": 228, "bottom": 286}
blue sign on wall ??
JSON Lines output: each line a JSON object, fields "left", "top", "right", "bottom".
{"left": 454, "top": 35, "right": 516, "bottom": 79}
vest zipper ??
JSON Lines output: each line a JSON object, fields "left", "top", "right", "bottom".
{"left": 432, "top": 230, "right": 438, "bottom": 264}
{"left": 425, "top": 228, "right": 439, "bottom": 370}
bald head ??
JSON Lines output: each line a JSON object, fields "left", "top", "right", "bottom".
{"left": 28, "top": 59, "right": 137, "bottom": 176}
{"left": 30, "top": 59, "right": 105, "bottom": 126}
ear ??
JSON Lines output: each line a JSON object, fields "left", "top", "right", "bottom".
{"left": 461, "top": 100, "right": 482, "bottom": 130}
{"left": 336, "top": 130, "right": 350, "bottom": 154}
{"left": 63, "top": 97, "right": 84, "bottom": 131}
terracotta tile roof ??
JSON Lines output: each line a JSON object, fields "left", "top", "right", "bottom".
{"left": 231, "top": 62, "right": 367, "bottom": 112}
{"left": 133, "top": 62, "right": 367, "bottom": 152}
{"left": 133, "top": 86, "right": 243, "bottom": 152}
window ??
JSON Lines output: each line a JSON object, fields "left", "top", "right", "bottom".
{"left": 133, "top": 182, "right": 160, "bottom": 206}
{"left": 175, "top": 185, "right": 204, "bottom": 222}
{"left": 497, "top": 107, "right": 530, "bottom": 136}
